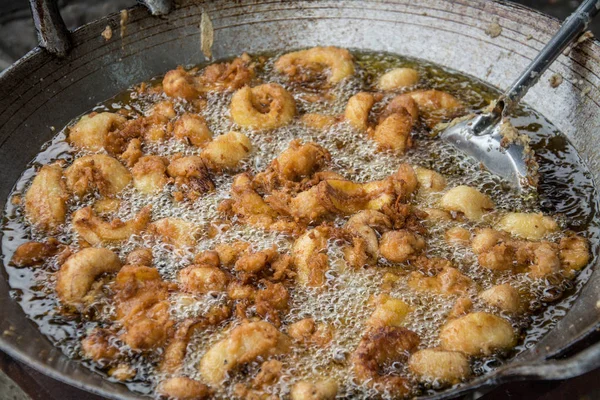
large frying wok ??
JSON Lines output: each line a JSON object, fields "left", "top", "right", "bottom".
{"left": 0, "top": 0, "right": 599, "bottom": 398}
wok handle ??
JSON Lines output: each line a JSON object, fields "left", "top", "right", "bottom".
{"left": 29, "top": 0, "right": 71, "bottom": 58}
{"left": 28, "top": 0, "right": 173, "bottom": 57}
{"left": 496, "top": 335, "right": 600, "bottom": 382}
{"left": 501, "top": 0, "right": 600, "bottom": 112}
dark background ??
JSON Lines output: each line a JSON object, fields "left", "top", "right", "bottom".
{"left": 0, "top": 0, "right": 599, "bottom": 399}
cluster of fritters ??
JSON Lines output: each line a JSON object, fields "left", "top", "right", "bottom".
{"left": 10, "top": 47, "right": 590, "bottom": 399}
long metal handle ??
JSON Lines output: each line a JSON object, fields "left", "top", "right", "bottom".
{"left": 501, "top": 0, "right": 600, "bottom": 112}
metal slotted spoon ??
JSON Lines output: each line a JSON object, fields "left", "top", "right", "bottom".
{"left": 440, "top": 0, "right": 600, "bottom": 189}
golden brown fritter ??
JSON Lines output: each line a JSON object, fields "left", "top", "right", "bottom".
{"left": 351, "top": 326, "right": 420, "bottom": 394}
{"left": 292, "top": 226, "right": 332, "bottom": 287}
{"left": 201, "top": 131, "right": 252, "bottom": 170}
{"left": 199, "top": 321, "right": 291, "bottom": 385}
{"left": 132, "top": 155, "right": 169, "bottom": 194}
{"left": 366, "top": 295, "right": 411, "bottom": 328}
{"left": 25, "top": 164, "right": 69, "bottom": 233}
{"left": 81, "top": 328, "right": 119, "bottom": 363}
{"left": 379, "top": 230, "right": 426, "bottom": 263}
{"left": 72, "top": 205, "right": 151, "bottom": 245}
{"left": 439, "top": 312, "right": 515, "bottom": 356}
{"left": 345, "top": 92, "right": 420, "bottom": 153}
{"left": 253, "top": 140, "right": 331, "bottom": 192}
{"left": 223, "top": 173, "right": 301, "bottom": 234}
{"left": 378, "top": 68, "right": 419, "bottom": 91}
{"left": 178, "top": 264, "right": 229, "bottom": 294}
{"left": 559, "top": 234, "right": 590, "bottom": 274}
{"left": 230, "top": 83, "right": 296, "bottom": 130}
{"left": 167, "top": 155, "right": 215, "bottom": 201}
{"left": 55, "top": 248, "right": 122, "bottom": 309}
{"left": 255, "top": 281, "right": 290, "bottom": 325}
{"left": 275, "top": 46, "right": 355, "bottom": 85}
{"left": 479, "top": 284, "right": 522, "bottom": 313}
{"left": 160, "top": 306, "right": 232, "bottom": 374}
{"left": 162, "top": 55, "right": 254, "bottom": 99}
{"left": 290, "top": 380, "right": 338, "bottom": 400}
{"left": 408, "top": 348, "right": 470, "bottom": 385}
{"left": 470, "top": 228, "right": 572, "bottom": 278}
{"left": 268, "top": 164, "right": 418, "bottom": 224}
{"left": 114, "top": 265, "right": 175, "bottom": 350}
{"left": 10, "top": 238, "right": 64, "bottom": 267}
{"left": 125, "top": 248, "right": 153, "bottom": 266}
{"left": 287, "top": 318, "right": 334, "bottom": 348}
{"left": 173, "top": 113, "right": 213, "bottom": 147}
{"left": 408, "top": 267, "right": 473, "bottom": 296}
{"left": 68, "top": 112, "right": 126, "bottom": 152}
{"left": 148, "top": 217, "right": 199, "bottom": 249}
{"left": 163, "top": 67, "right": 201, "bottom": 100}
{"left": 344, "top": 210, "right": 392, "bottom": 267}
{"left": 196, "top": 53, "right": 255, "bottom": 92}
{"left": 157, "top": 376, "right": 212, "bottom": 400}
{"left": 214, "top": 241, "right": 251, "bottom": 267}
{"left": 407, "top": 89, "right": 463, "bottom": 128}
{"left": 64, "top": 154, "right": 131, "bottom": 198}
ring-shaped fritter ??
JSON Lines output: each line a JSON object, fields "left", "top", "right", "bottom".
{"left": 230, "top": 83, "right": 296, "bottom": 130}
{"left": 275, "top": 46, "right": 355, "bottom": 84}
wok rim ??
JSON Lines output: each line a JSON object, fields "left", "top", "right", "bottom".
{"left": 0, "top": 1, "right": 599, "bottom": 399}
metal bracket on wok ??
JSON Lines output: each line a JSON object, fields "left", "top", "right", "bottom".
{"left": 28, "top": 0, "right": 70, "bottom": 57}
{"left": 28, "top": 0, "right": 173, "bottom": 57}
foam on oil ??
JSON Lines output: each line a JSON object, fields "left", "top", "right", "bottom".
{"left": 1, "top": 51, "right": 598, "bottom": 398}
